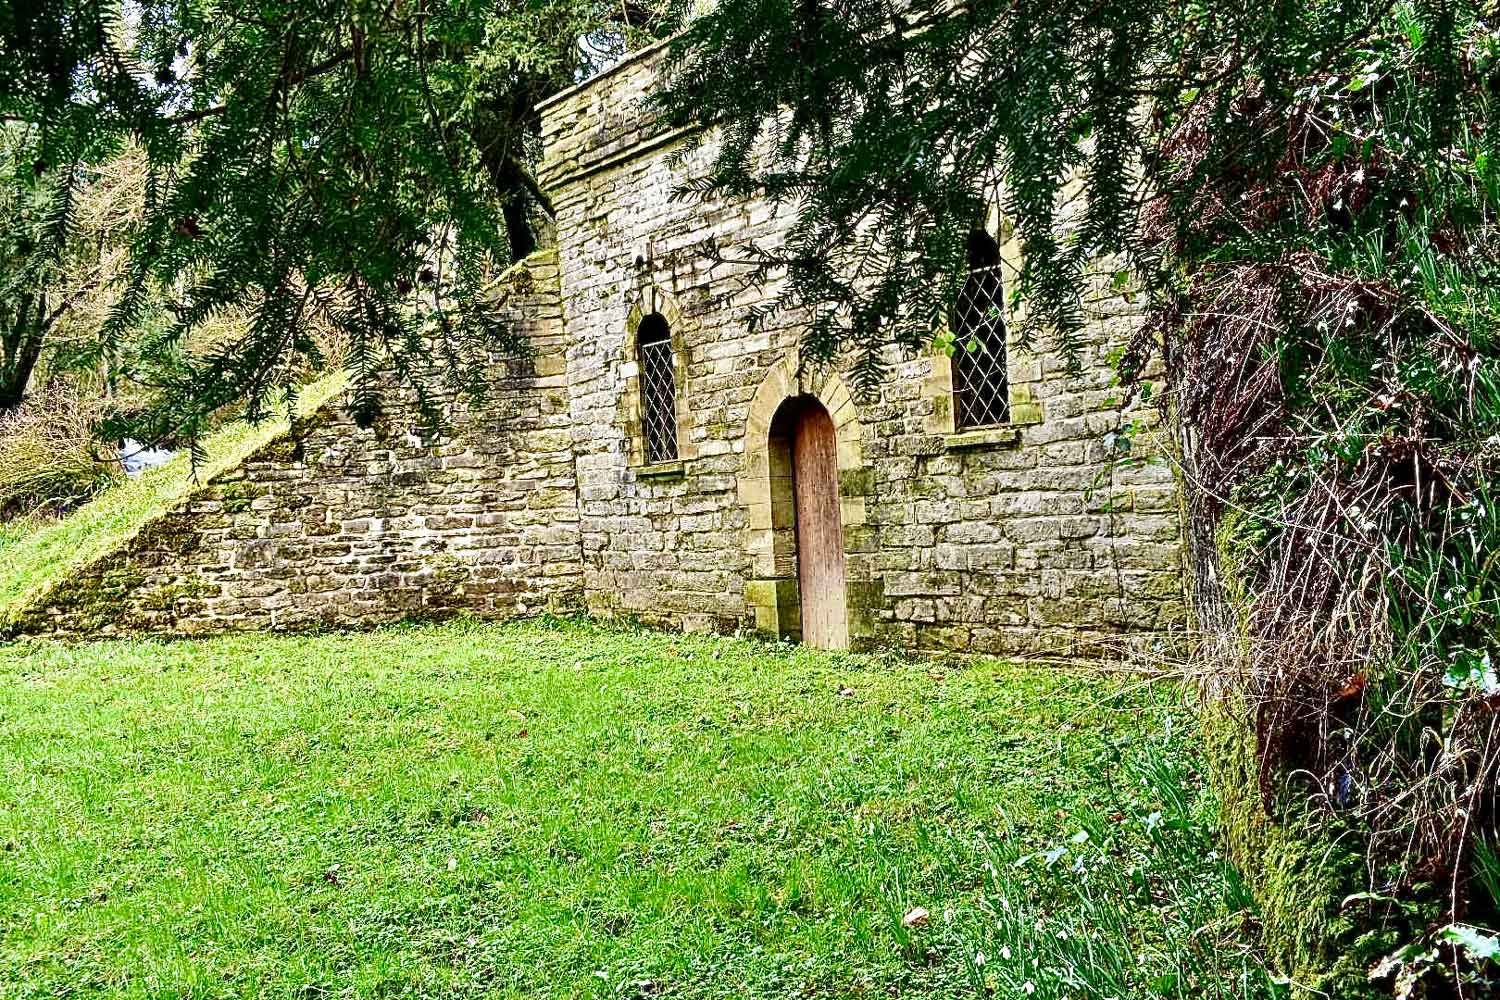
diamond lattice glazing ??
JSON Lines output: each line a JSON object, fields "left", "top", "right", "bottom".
{"left": 952, "top": 264, "right": 1009, "bottom": 429}
{"left": 639, "top": 337, "right": 678, "bottom": 463}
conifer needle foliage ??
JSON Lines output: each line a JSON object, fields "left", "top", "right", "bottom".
{"left": 0, "top": 0, "right": 676, "bottom": 439}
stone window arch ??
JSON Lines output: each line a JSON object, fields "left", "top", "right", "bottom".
{"left": 922, "top": 213, "right": 1043, "bottom": 445}
{"left": 635, "top": 312, "right": 678, "bottom": 463}
{"left": 622, "top": 287, "right": 693, "bottom": 472}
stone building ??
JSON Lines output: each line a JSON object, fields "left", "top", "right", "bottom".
{"left": 13, "top": 41, "right": 1185, "bottom": 656}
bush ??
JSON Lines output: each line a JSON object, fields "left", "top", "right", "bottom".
{"left": 0, "top": 383, "right": 121, "bottom": 518}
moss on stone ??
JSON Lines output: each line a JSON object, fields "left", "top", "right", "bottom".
{"left": 217, "top": 481, "right": 266, "bottom": 514}
{"left": 132, "top": 516, "right": 204, "bottom": 555}
{"left": 845, "top": 578, "right": 885, "bottom": 613}
{"left": 46, "top": 563, "right": 149, "bottom": 632}
{"left": 425, "top": 554, "right": 469, "bottom": 598}
{"left": 1202, "top": 504, "right": 1380, "bottom": 995}
{"left": 139, "top": 579, "right": 207, "bottom": 612}
{"left": 842, "top": 524, "right": 877, "bottom": 553}
{"left": 846, "top": 578, "right": 886, "bottom": 645}
{"left": 1213, "top": 507, "right": 1261, "bottom": 628}
{"left": 258, "top": 437, "right": 303, "bottom": 463}
{"left": 1200, "top": 696, "right": 1375, "bottom": 997}
{"left": 838, "top": 465, "right": 876, "bottom": 496}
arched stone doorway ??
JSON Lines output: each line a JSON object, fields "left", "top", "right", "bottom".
{"left": 741, "top": 354, "right": 874, "bottom": 650}
{"left": 769, "top": 395, "right": 848, "bottom": 649}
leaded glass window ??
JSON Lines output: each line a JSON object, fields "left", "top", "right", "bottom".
{"left": 952, "top": 230, "right": 1010, "bottom": 429}
{"left": 636, "top": 313, "right": 678, "bottom": 463}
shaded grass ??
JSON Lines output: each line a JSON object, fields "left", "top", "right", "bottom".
{"left": 0, "top": 374, "right": 346, "bottom": 627}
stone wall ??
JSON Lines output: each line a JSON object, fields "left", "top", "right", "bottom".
{"left": 17, "top": 43, "right": 1185, "bottom": 656}
{"left": 14, "top": 252, "right": 583, "bottom": 637}
{"left": 539, "top": 43, "right": 1185, "bottom": 656}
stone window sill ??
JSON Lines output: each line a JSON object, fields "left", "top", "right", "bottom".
{"left": 635, "top": 459, "right": 686, "bottom": 480}
{"left": 944, "top": 426, "right": 1023, "bottom": 451}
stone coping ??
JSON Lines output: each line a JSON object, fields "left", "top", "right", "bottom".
{"left": 540, "top": 124, "right": 702, "bottom": 193}
{"left": 535, "top": 36, "right": 677, "bottom": 114}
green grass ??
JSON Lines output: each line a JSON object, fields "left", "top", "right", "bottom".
{"left": 0, "top": 375, "right": 347, "bottom": 627}
{"left": 0, "top": 619, "right": 1275, "bottom": 999}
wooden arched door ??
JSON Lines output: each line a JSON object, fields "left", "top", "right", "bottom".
{"left": 791, "top": 400, "right": 849, "bottom": 649}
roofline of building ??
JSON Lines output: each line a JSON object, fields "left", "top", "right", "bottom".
{"left": 535, "top": 35, "right": 677, "bottom": 115}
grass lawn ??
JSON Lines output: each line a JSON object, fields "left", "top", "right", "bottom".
{"left": 0, "top": 619, "right": 1272, "bottom": 999}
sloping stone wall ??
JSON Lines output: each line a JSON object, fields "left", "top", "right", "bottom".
{"left": 540, "top": 43, "right": 1185, "bottom": 656}
{"left": 14, "top": 252, "right": 582, "bottom": 637}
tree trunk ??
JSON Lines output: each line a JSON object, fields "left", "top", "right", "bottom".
{"left": 1, "top": 293, "right": 46, "bottom": 411}
{"left": 0, "top": 336, "right": 44, "bottom": 409}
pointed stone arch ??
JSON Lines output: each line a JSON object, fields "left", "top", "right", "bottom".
{"left": 740, "top": 352, "right": 877, "bottom": 645}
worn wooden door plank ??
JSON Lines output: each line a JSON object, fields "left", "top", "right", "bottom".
{"left": 792, "top": 402, "right": 849, "bottom": 649}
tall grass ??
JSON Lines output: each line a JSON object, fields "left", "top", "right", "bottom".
{"left": 0, "top": 383, "right": 121, "bottom": 517}
{"left": 935, "top": 699, "right": 1285, "bottom": 1000}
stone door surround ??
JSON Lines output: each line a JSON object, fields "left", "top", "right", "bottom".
{"left": 740, "top": 351, "right": 873, "bottom": 643}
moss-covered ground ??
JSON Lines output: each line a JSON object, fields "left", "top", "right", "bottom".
{"left": 0, "top": 618, "right": 1275, "bottom": 999}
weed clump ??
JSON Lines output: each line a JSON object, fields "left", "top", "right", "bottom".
{"left": 1128, "top": 11, "right": 1500, "bottom": 988}
{"left": 945, "top": 704, "right": 1283, "bottom": 999}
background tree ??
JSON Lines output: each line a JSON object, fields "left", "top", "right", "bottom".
{"left": 0, "top": 137, "right": 153, "bottom": 516}
{"left": 656, "top": 0, "right": 1499, "bottom": 992}
{"left": 0, "top": 127, "right": 72, "bottom": 410}
{"left": 0, "top": 0, "right": 677, "bottom": 437}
